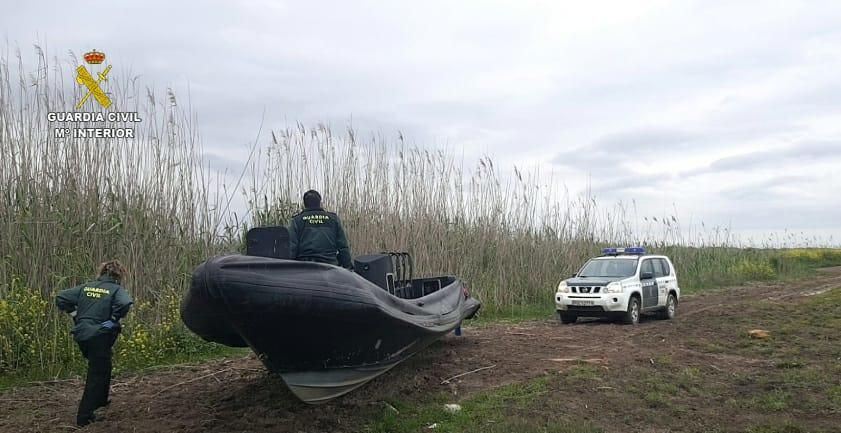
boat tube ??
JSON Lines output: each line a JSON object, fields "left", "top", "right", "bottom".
{"left": 181, "top": 227, "right": 481, "bottom": 403}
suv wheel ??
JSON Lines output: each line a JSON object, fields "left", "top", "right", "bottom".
{"left": 659, "top": 293, "right": 677, "bottom": 320}
{"left": 558, "top": 311, "right": 578, "bottom": 324}
{"left": 622, "top": 296, "right": 641, "bottom": 325}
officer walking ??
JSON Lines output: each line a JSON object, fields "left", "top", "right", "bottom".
{"left": 288, "top": 190, "right": 353, "bottom": 268}
{"left": 55, "top": 260, "right": 133, "bottom": 427}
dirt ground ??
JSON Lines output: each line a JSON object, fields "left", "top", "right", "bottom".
{"left": 2, "top": 269, "right": 841, "bottom": 433}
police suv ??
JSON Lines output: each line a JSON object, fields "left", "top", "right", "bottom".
{"left": 554, "top": 247, "right": 679, "bottom": 325}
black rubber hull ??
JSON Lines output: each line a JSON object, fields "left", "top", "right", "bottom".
{"left": 181, "top": 255, "right": 480, "bottom": 402}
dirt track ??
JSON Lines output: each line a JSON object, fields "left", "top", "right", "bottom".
{"left": 2, "top": 269, "right": 841, "bottom": 433}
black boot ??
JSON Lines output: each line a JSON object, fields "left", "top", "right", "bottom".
{"left": 76, "top": 412, "right": 96, "bottom": 427}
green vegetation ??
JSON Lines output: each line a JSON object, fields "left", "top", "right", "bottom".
{"left": 369, "top": 377, "right": 602, "bottom": 433}
{"left": 2, "top": 48, "right": 841, "bottom": 385}
{"left": 0, "top": 276, "right": 244, "bottom": 389}
{"left": 364, "top": 288, "right": 841, "bottom": 433}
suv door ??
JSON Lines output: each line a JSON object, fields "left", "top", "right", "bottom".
{"left": 656, "top": 258, "right": 677, "bottom": 298}
{"left": 639, "top": 259, "right": 658, "bottom": 309}
{"left": 653, "top": 258, "right": 670, "bottom": 306}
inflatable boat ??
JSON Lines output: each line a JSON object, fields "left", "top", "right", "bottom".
{"left": 181, "top": 227, "right": 481, "bottom": 403}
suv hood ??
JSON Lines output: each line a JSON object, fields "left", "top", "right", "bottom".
{"left": 566, "top": 277, "right": 624, "bottom": 286}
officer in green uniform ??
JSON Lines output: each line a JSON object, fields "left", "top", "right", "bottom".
{"left": 55, "top": 260, "right": 133, "bottom": 427}
{"left": 288, "top": 190, "right": 353, "bottom": 268}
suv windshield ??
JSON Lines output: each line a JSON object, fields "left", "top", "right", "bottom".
{"left": 578, "top": 258, "right": 638, "bottom": 278}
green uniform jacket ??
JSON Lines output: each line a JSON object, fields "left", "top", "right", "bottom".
{"left": 288, "top": 207, "right": 353, "bottom": 268}
{"left": 55, "top": 275, "right": 133, "bottom": 342}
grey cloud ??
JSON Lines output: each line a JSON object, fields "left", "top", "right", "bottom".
{"left": 202, "top": 152, "right": 248, "bottom": 176}
{"left": 705, "top": 201, "right": 841, "bottom": 231}
{"left": 687, "top": 140, "right": 841, "bottom": 177}
{"left": 592, "top": 172, "right": 672, "bottom": 195}
{"left": 551, "top": 128, "right": 704, "bottom": 168}
{"left": 4, "top": 1, "right": 841, "bottom": 240}
{"left": 595, "top": 129, "right": 702, "bottom": 153}
{"left": 718, "top": 175, "right": 817, "bottom": 200}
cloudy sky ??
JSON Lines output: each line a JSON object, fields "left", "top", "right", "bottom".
{"left": 3, "top": 0, "right": 840, "bottom": 245}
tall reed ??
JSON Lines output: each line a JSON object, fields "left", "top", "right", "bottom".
{"left": 0, "top": 47, "right": 225, "bottom": 375}
{"left": 245, "top": 126, "right": 810, "bottom": 308}
{"left": 0, "top": 47, "right": 221, "bottom": 302}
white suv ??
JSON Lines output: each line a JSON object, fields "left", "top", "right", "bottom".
{"left": 554, "top": 247, "right": 680, "bottom": 325}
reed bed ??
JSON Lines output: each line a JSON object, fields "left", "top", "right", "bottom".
{"left": 245, "top": 126, "right": 810, "bottom": 306}
{"left": 0, "top": 47, "right": 224, "bottom": 376}
{"left": 0, "top": 47, "right": 220, "bottom": 302}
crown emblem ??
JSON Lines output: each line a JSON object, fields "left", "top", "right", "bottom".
{"left": 83, "top": 49, "right": 106, "bottom": 65}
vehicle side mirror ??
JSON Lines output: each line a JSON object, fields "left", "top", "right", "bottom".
{"left": 641, "top": 272, "right": 654, "bottom": 280}
{"left": 570, "top": 273, "right": 577, "bottom": 278}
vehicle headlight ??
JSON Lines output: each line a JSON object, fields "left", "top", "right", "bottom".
{"left": 557, "top": 281, "right": 569, "bottom": 293}
{"left": 603, "top": 282, "right": 623, "bottom": 293}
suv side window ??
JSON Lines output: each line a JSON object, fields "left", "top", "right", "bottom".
{"left": 640, "top": 259, "right": 654, "bottom": 277}
{"left": 657, "top": 258, "right": 671, "bottom": 277}
{"left": 652, "top": 259, "right": 665, "bottom": 277}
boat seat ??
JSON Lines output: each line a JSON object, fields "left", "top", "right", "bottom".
{"left": 246, "top": 226, "right": 290, "bottom": 259}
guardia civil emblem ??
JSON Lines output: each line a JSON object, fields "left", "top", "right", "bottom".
{"left": 75, "top": 49, "right": 112, "bottom": 109}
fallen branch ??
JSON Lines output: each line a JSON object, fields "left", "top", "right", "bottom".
{"left": 110, "top": 375, "right": 142, "bottom": 390}
{"left": 26, "top": 378, "right": 78, "bottom": 386}
{"left": 441, "top": 364, "right": 496, "bottom": 384}
{"left": 151, "top": 368, "right": 234, "bottom": 397}
{"left": 545, "top": 358, "right": 606, "bottom": 364}
{"left": 133, "top": 355, "right": 252, "bottom": 375}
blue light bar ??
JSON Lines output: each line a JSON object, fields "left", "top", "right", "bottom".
{"left": 602, "top": 246, "right": 646, "bottom": 256}
{"left": 626, "top": 246, "right": 646, "bottom": 255}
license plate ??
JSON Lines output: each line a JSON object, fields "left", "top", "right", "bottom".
{"left": 571, "top": 300, "right": 594, "bottom": 306}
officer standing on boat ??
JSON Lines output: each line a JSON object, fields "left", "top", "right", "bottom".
{"left": 288, "top": 190, "right": 353, "bottom": 268}
{"left": 55, "top": 260, "right": 133, "bottom": 427}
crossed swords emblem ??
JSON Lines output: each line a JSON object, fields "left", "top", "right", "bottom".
{"left": 75, "top": 64, "right": 112, "bottom": 109}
